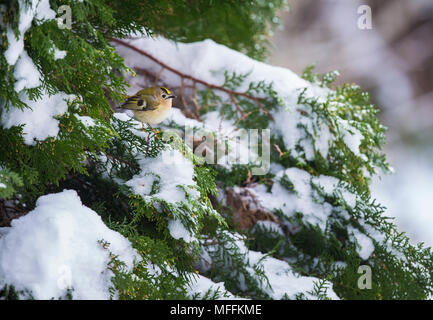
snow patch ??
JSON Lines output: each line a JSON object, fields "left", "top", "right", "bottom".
{"left": 252, "top": 168, "right": 334, "bottom": 231}
{"left": 53, "top": 47, "right": 67, "bottom": 61}
{"left": 348, "top": 226, "right": 374, "bottom": 260}
{"left": 13, "top": 50, "right": 41, "bottom": 92}
{"left": 168, "top": 219, "right": 194, "bottom": 243}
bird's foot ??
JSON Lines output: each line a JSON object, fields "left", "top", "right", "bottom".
{"left": 146, "top": 123, "right": 160, "bottom": 135}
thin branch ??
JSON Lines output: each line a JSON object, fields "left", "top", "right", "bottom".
{"left": 190, "top": 96, "right": 201, "bottom": 120}
{"left": 256, "top": 100, "right": 274, "bottom": 120}
{"left": 201, "top": 237, "right": 256, "bottom": 247}
{"left": 134, "top": 67, "right": 159, "bottom": 82}
{"left": 191, "top": 81, "right": 201, "bottom": 119}
{"left": 230, "top": 94, "right": 246, "bottom": 118}
{"left": 179, "top": 77, "right": 198, "bottom": 120}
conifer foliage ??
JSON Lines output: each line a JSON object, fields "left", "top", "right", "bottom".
{"left": 0, "top": 0, "right": 432, "bottom": 300}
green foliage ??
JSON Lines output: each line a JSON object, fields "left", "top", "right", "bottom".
{"left": 0, "top": 168, "right": 23, "bottom": 199}
{"left": 190, "top": 286, "right": 231, "bottom": 300}
{"left": 0, "top": 284, "right": 34, "bottom": 300}
{"left": 306, "top": 279, "right": 335, "bottom": 300}
{"left": 213, "top": 164, "right": 250, "bottom": 188}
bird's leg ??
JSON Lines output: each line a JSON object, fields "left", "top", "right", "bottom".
{"left": 142, "top": 122, "right": 152, "bottom": 151}
{"left": 147, "top": 123, "right": 160, "bottom": 135}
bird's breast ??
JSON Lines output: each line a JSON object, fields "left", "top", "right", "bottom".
{"left": 135, "top": 104, "right": 172, "bottom": 124}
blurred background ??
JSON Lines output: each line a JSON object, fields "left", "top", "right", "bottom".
{"left": 270, "top": 0, "right": 433, "bottom": 246}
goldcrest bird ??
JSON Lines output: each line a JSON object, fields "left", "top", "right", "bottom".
{"left": 121, "top": 87, "right": 176, "bottom": 125}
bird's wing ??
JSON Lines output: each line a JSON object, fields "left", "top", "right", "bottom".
{"left": 122, "top": 93, "right": 158, "bottom": 111}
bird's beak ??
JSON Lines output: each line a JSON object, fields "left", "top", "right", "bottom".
{"left": 168, "top": 95, "right": 176, "bottom": 99}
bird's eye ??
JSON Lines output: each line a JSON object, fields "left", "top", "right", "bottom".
{"left": 162, "top": 94, "right": 167, "bottom": 98}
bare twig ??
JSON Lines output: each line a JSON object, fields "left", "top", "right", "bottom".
{"left": 233, "top": 111, "right": 253, "bottom": 127}
{"left": 201, "top": 236, "right": 256, "bottom": 247}
{"left": 134, "top": 67, "right": 158, "bottom": 80}
{"left": 190, "top": 96, "right": 202, "bottom": 120}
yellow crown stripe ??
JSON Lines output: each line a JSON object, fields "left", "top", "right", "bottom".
{"left": 160, "top": 87, "right": 171, "bottom": 94}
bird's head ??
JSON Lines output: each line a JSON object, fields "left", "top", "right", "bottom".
{"left": 145, "top": 87, "right": 176, "bottom": 105}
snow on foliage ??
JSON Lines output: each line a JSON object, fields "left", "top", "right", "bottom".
{"left": 200, "top": 231, "right": 339, "bottom": 299}
{"left": 4, "top": 0, "right": 56, "bottom": 66}
{"left": 109, "top": 36, "right": 388, "bottom": 299}
{"left": 248, "top": 250, "right": 339, "bottom": 300}
{"left": 0, "top": 190, "right": 139, "bottom": 299}
{"left": 126, "top": 148, "right": 197, "bottom": 204}
{"left": 1, "top": 0, "right": 72, "bottom": 145}
{"left": 186, "top": 274, "right": 237, "bottom": 299}
{"left": 1, "top": 0, "right": 430, "bottom": 300}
